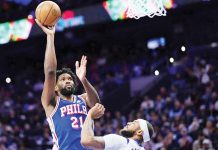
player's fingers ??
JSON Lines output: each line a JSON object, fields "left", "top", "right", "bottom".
{"left": 47, "top": 26, "right": 55, "bottom": 30}
{"left": 98, "top": 111, "right": 104, "bottom": 116}
{"left": 75, "top": 61, "right": 79, "bottom": 69}
{"left": 83, "top": 56, "right": 87, "bottom": 66}
{"left": 97, "top": 105, "right": 104, "bottom": 113}
{"left": 99, "top": 106, "right": 105, "bottom": 113}
{"left": 35, "top": 19, "right": 43, "bottom": 28}
{"left": 94, "top": 103, "right": 99, "bottom": 109}
{"left": 95, "top": 106, "right": 102, "bottom": 113}
{"left": 99, "top": 111, "right": 104, "bottom": 117}
{"left": 35, "top": 19, "right": 40, "bottom": 25}
{"left": 96, "top": 103, "right": 101, "bottom": 107}
{"left": 96, "top": 107, "right": 101, "bottom": 113}
{"left": 95, "top": 103, "right": 99, "bottom": 107}
{"left": 102, "top": 107, "right": 105, "bottom": 112}
{"left": 81, "top": 55, "right": 84, "bottom": 65}
{"left": 83, "top": 55, "right": 86, "bottom": 61}
{"left": 97, "top": 104, "right": 103, "bottom": 110}
{"left": 98, "top": 104, "right": 104, "bottom": 110}
{"left": 100, "top": 104, "right": 104, "bottom": 109}
{"left": 82, "top": 55, "right": 87, "bottom": 65}
{"left": 95, "top": 103, "right": 100, "bottom": 107}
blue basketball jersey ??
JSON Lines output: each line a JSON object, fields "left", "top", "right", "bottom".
{"left": 47, "top": 95, "right": 89, "bottom": 150}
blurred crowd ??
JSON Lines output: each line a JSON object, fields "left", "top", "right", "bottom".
{"left": 0, "top": 40, "right": 218, "bottom": 150}
{"left": 93, "top": 55, "right": 218, "bottom": 150}
{"left": 140, "top": 56, "right": 218, "bottom": 150}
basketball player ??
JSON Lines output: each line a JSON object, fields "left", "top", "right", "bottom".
{"left": 35, "top": 19, "right": 100, "bottom": 150}
{"left": 81, "top": 103, "right": 154, "bottom": 150}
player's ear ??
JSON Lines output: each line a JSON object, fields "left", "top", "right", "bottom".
{"left": 55, "top": 85, "right": 58, "bottom": 92}
{"left": 136, "top": 130, "right": 143, "bottom": 136}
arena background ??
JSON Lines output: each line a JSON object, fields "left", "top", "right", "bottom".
{"left": 0, "top": 0, "right": 218, "bottom": 149}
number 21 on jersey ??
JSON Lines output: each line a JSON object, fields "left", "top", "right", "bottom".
{"left": 71, "top": 116, "right": 84, "bottom": 129}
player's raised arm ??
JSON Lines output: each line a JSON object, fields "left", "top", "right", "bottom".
{"left": 81, "top": 103, "right": 105, "bottom": 149}
{"left": 36, "top": 19, "right": 57, "bottom": 113}
{"left": 75, "top": 55, "right": 100, "bottom": 107}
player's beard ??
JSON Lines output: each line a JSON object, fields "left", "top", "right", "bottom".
{"left": 60, "top": 87, "right": 75, "bottom": 97}
{"left": 120, "top": 129, "right": 134, "bottom": 138}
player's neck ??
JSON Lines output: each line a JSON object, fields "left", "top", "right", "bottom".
{"left": 59, "top": 94, "right": 74, "bottom": 101}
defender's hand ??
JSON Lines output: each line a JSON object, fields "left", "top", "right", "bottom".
{"left": 35, "top": 19, "right": 55, "bottom": 35}
{"left": 88, "top": 103, "right": 105, "bottom": 119}
{"left": 75, "top": 55, "right": 87, "bottom": 82}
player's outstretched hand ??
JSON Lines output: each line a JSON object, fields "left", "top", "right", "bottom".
{"left": 75, "top": 55, "right": 87, "bottom": 82}
{"left": 88, "top": 103, "right": 105, "bottom": 119}
{"left": 35, "top": 19, "right": 55, "bottom": 35}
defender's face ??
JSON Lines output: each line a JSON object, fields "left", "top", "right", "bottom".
{"left": 123, "top": 120, "right": 140, "bottom": 131}
{"left": 56, "top": 73, "right": 75, "bottom": 94}
{"left": 120, "top": 120, "right": 141, "bottom": 138}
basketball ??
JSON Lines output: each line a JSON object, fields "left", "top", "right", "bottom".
{"left": 35, "top": 1, "right": 61, "bottom": 26}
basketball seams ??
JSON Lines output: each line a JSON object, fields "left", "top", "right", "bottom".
{"left": 43, "top": 3, "right": 54, "bottom": 26}
{"left": 47, "top": 4, "right": 61, "bottom": 26}
{"left": 47, "top": 12, "right": 60, "bottom": 26}
{"left": 36, "top": 1, "right": 61, "bottom": 26}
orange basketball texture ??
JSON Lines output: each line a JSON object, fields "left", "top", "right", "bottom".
{"left": 35, "top": 1, "right": 61, "bottom": 26}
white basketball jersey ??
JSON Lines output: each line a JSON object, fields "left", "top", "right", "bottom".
{"left": 103, "top": 134, "right": 145, "bottom": 150}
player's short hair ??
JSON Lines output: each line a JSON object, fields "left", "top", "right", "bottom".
{"left": 56, "top": 68, "right": 78, "bottom": 87}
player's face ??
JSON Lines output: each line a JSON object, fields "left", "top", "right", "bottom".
{"left": 120, "top": 120, "right": 140, "bottom": 138}
{"left": 56, "top": 73, "right": 75, "bottom": 96}
{"left": 123, "top": 120, "right": 140, "bottom": 131}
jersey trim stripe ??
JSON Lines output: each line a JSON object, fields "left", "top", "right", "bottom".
{"left": 48, "top": 116, "right": 60, "bottom": 149}
{"left": 50, "top": 97, "right": 60, "bottom": 118}
{"left": 78, "top": 95, "right": 87, "bottom": 106}
{"left": 78, "top": 95, "right": 88, "bottom": 114}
